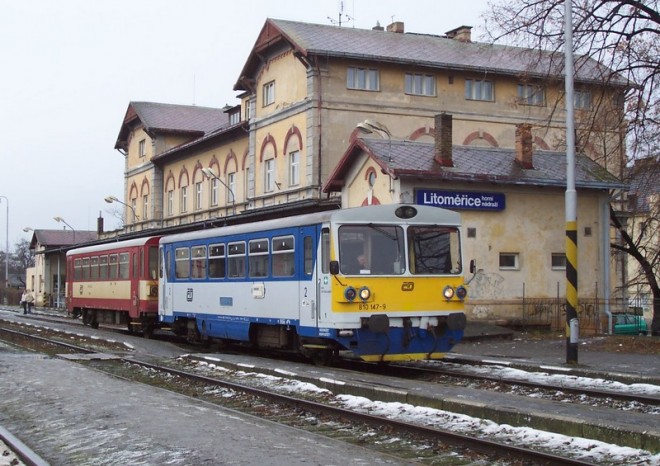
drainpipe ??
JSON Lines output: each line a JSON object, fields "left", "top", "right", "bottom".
{"left": 601, "top": 196, "right": 612, "bottom": 334}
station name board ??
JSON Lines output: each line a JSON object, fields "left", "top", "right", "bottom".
{"left": 416, "top": 189, "right": 505, "bottom": 211}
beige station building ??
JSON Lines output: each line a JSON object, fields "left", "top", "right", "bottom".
{"left": 32, "top": 18, "right": 634, "bottom": 330}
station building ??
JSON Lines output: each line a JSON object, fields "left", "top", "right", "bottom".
{"left": 106, "top": 19, "right": 627, "bottom": 328}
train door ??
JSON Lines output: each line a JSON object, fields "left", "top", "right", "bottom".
{"left": 298, "top": 227, "right": 319, "bottom": 329}
{"left": 129, "top": 249, "right": 140, "bottom": 317}
{"left": 159, "top": 246, "right": 174, "bottom": 319}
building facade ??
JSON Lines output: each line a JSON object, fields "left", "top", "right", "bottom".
{"left": 108, "top": 19, "right": 628, "bottom": 326}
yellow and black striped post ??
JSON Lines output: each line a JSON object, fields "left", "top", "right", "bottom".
{"left": 565, "top": 0, "right": 579, "bottom": 364}
{"left": 565, "top": 221, "right": 579, "bottom": 363}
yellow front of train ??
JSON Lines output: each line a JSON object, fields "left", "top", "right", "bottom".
{"left": 327, "top": 204, "right": 468, "bottom": 362}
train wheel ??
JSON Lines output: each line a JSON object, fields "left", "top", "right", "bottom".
{"left": 72, "top": 309, "right": 82, "bottom": 319}
{"left": 82, "top": 310, "right": 91, "bottom": 326}
{"left": 90, "top": 311, "right": 99, "bottom": 329}
{"left": 311, "top": 349, "right": 331, "bottom": 366}
{"left": 143, "top": 324, "right": 154, "bottom": 339}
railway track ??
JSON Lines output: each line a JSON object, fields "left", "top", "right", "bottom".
{"left": 2, "top": 322, "right": 658, "bottom": 465}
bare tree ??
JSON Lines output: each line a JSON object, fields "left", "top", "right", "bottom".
{"left": 485, "top": 0, "right": 660, "bottom": 334}
{"left": 12, "top": 238, "right": 35, "bottom": 288}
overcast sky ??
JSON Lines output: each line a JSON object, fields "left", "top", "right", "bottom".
{"left": 0, "top": 0, "right": 491, "bottom": 248}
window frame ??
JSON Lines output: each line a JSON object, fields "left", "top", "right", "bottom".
{"left": 180, "top": 185, "right": 188, "bottom": 213}
{"left": 194, "top": 181, "right": 203, "bottom": 211}
{"left": 517, "top": 83, "right": 545, "bottom": 106}
{"left": 346, "top": 67, "right": 380, "bottom": 91}
{"left": 574, "top": 89, "right": 592, "bottom": 110}
{"left": 465, "top": 78, "right": 494, "bottom": 101}
{"left": 264, "top": 158, "right": 275, "bottom": 193}
{"left": 263, "top": 81, "right": 275, "bottom": 107}
{"left": 288, "top": 150, "right": 300, "bottom": 186}
{"left": 551, "top": 253, "right": 566, "bottom": 270}
{"left": 499, "top": 252, "right": 520, "bottom": 270}
{"left": 405, "top": 73, "right": 436, "bottom": 96}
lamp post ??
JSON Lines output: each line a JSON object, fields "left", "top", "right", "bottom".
{"left": 356, "top": 119, "right": 393, "bottom": 162}
{"left": 104, "top": 195, "right": 139, "bottom": 227}
{"left": 0, "top": 196, "right": 8, "bottom": 297}
{"left": 53, "top": 216, "right": 76, "bottom": 244}
{"left": 202, "top": 167, "right": 236, "bottom": 215}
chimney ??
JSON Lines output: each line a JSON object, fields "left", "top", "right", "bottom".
{"left": 445, "top": 25, "right": 472, "bottom": 42}
{"left": 97, "top": 212, "right": 104, "bottom": 235}
{"left": 434, "top": 113, "right": 453, "bottom": 167}
{"left": 386, "top": 21, "right": 404, "bottom": 33}
{"left": 372, "top": 21, "right": 384, "bottom": 31}
{"left": 515, "top": 123, "right": 534, "bottom": 169}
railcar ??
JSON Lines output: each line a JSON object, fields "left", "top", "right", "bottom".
{"left": 66, "top": 236, "right": 161, "bottom": 335}
{"left": 159, "top": 204, "right": 468, "bottom": 363}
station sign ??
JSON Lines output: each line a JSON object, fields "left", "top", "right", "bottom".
{"left": 416, "top": 189, "right": 505, "bottom": 211}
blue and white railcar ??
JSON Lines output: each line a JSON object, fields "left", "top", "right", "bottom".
{"left": 159, "top": 204, "right": 468, "bottom": 363}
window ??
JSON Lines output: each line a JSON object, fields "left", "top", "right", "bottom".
{"left": 180, "top": 186, "right": 188, "bottom": 213}
{"left": 175, "top": 248, "right": 190, "bottom": 279}
{"left": 229, "top": 111, "right": 240, "bottom": 125}
{"left": 82, "top": 258, "right": 90, "bottom": 280}
{"left": 263, "top": 81, "right": 275, "bottom": 106}
{"left": 167, "top": 190, "right": 174, "bottom": 216}
{"left": 131, "top": 199, "right": 137, "bottom": 221}
{"left": 517, "top": 83, "right": 545, "bottom": 106}
{"left": 574, "top": 90, "right": 591, "bottom": 109}
{"left": 551, "top": 253, "right": 566, "bottom": 270}
{"left": 210, "top": 178, "right": 218, "bottom": 206}
{"left": 99, "top": 255, "right": 108, "bottom": 280}
{"left": 74, "top": 258, "right": 82, "bottom": 280}
{"left": 208, "top": 244, "right": 226, "bottom": 279}
{"left": 272, "top": 236, "right": 295, "bottom": 277}
{"left": 142, "top": 195, "right": 148, "bottom": 220}
{"left": 289, "top": 151, "right": 300, "bottom": 186}
{"left": 249, "top": 239, "right": 269, "bottom": 278}
{"left": 194, "top": 181, "right": 203, "bottom": 210}
{"left": 228, "top": 242, "right": 246, "bottom": 278}
{"left": 191, "top": 246, "right": 207, "bottom": 279}
{"left": 90, "top": 257, "right": 99, "bottom": 280}
{"left": 139, "top": 139, "right": 146, "bottom": 157}
{"left": 499, "top": 252, "right": 519, "bottom": 270}
{"left": 338, "top": 225, "right": 406, "bottom": 275}
{"left": 109, "top": 254, "right": 118, "bottom": 279}
{"left": 465, "top": 78, "right": 494, "bottom": 101}
{"left": 405, "top": 73, "right": 436, "bottom": 96}
{"left": 227, "top": 172, "right": 236, "bottom": 204}
{"left": 244, "top": 167, "right": 251, "bottom": 198}
{"left": 408, "top": 226, "right": 460, "bottom": 275}
{"left": 346, "top": 67, "right": 380, "bottom": 91}
{"left": 265, "top": 159, "right": 275, "bottom": 192}
{"left": 119, "top": 253, "right": 130, "bottom": 279}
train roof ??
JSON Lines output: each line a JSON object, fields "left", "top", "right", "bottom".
{"left": 160, "top": 204, "right": 460, "bottom": 245}
{"left": 66, "top": 236, "right": 161, "bottom": 257}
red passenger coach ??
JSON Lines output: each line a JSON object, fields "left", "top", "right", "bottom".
{"left": 66, "top": 236, "right": 161, "bottom": 336}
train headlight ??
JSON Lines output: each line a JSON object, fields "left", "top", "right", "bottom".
{"left": 395, "top": 205, "right": 417, "bottom": 219}
{"left": 456, "top": 285, "right": 467, "bottom": 301}
{"left": 443, "top": 285, "right": 455, "bottom": 300}
{"left": 344, "top": 287, "right": 357, "bottom": 302}
{"left": 358, "top": 286, "right": 371, "bottom": 302}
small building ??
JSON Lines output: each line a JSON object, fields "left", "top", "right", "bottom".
{"left": 25, "top": 229, "right": 98, "bottom": 307}
{"left": 324, "top": 114, "right": 626, "bottom": 330}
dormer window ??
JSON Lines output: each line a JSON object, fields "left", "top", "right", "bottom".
{"left": 229, "top": 110, "right": 240, "bottom": 125}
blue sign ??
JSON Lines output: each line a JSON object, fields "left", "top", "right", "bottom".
{"left": 416, "top": 189, "right": 505, "bottom": 211}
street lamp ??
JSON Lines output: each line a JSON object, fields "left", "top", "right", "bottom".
{"left": 202, "top": 167, "right": 236, "bottom": 215}
{"left": 53, "top": 216, "right": 76, "bottom": 244}
{"left": 356, "top": 119, "right": 393, "bottom": 161}
{"left": 104, "top": 195, "right": 139, "bottom": 225}
{"left": 0, "top": 196, "right": 8, "bottom": 293}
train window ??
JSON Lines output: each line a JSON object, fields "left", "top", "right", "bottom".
{"left": 321, "top": 229, "right": 329, "bottom": 274}
{"left": 228, "top": 242, "right": 246, "bottom": 278}
{"left": 338, "top": 225, "right": 405, "bottom": 275}
{"left": 90, "top": 257, "right": 99, "bottom": 280}
{"left": 175, "top": 248, "right": 190, "bottom": 279}
{"left": 133, "top": 252, "right": 138, "bottom": 278}
{"left": 191, "top": 246, "right": 207, "bottom": 279}
{"left": 82, "top": 258, "right": 90, "bottom": 280}
{"left": 119, "top": 253, "right": 130, "bottom": 279}
{"left": 272, "top": 236, "right": 294, "bottom": 277}
{"left": 99, "top": 255, "right": 108, "bottom": 280}
{"left": 249, "top": 239, "right": 269, "bottom": 278}
{"left": 304, "top": 236, "right": 313, "bottom": 275}
{"left": 209, "top": 244, "right": 226, "bottom": 279}
{"left": 149, "top": 247, "right": 158, "bottom": 279}
{"left": 109, "top": 254, "right": 118, "bottom": 279}
{"left": 408, "top": 226, "right": 461, "bottom": 275}
{"left": 74, "top": 258, "right": 82, "bottom": 280}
